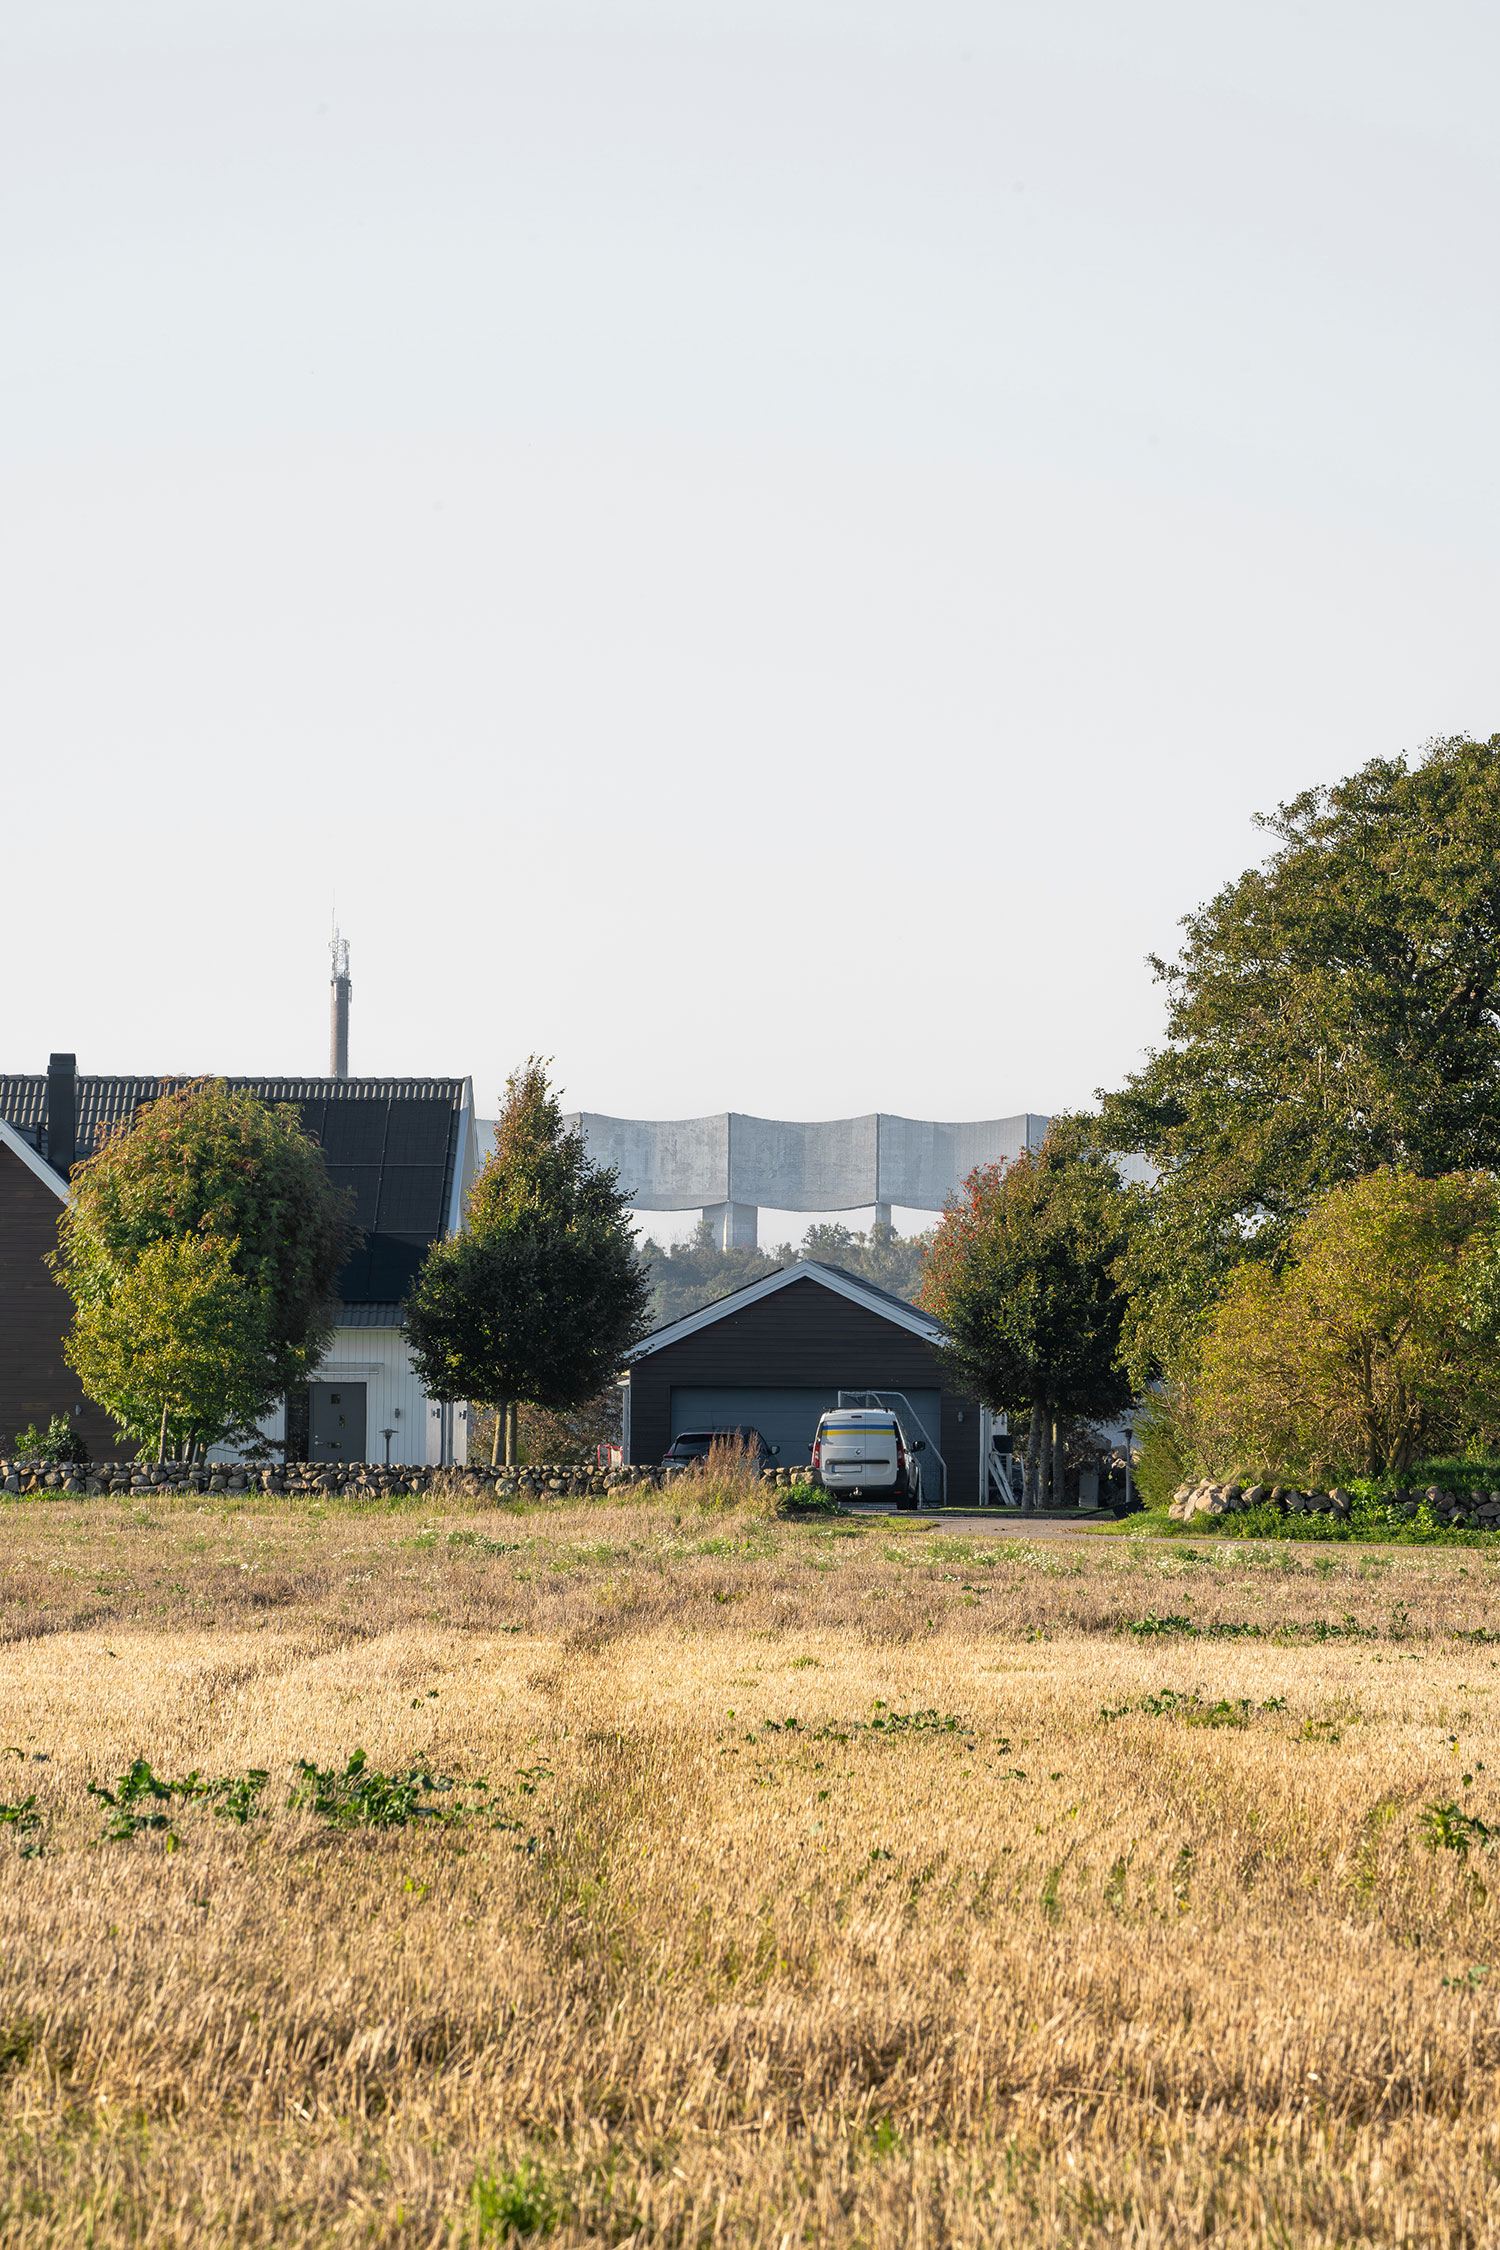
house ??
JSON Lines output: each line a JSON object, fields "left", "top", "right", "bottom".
{"left": 0, "top": 1056, "right": 477, "bottom": 1466}
{"left": 622, "top": 1261, "right": 989, "bottom": 1505}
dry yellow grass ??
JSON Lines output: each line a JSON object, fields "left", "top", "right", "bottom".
{"left": 2, "top": 1488, "right": 1500, "bottom": 2246}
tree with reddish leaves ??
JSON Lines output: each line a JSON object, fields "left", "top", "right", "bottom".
{"left": 921, "top": 1120, "right": 1136, "bottom": 1508}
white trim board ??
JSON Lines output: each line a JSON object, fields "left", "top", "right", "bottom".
{"left": 628, "top": 1260, "right": 948, "bottom": 1362}
{"left": 0, "top": 1118, "right": 68, "bottom": 1201}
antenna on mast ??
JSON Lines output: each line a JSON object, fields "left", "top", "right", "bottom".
{"left": 330, "top": 921, "right": 351, "bottom": 1079}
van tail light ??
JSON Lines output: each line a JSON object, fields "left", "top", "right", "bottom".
{"left": 895, "top": 1432, "right": 907, "bottom": 1474}
{"left": 811, "top": 1436, "right": 822, "bottom": 1472}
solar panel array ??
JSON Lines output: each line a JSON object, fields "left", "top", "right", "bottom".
{"left": 0, "top": 1075, "right": 467, "bottom": 1307}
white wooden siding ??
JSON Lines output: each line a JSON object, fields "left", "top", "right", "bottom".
{"left": 214, "top": 1324, "right": 468, "bottom": 1466}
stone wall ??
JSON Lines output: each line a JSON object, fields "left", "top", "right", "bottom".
{"left": 0, "top": 1457, "right": 821, "bottom": 1502}
{"left": 1169, "top": 1480, "right": 1500, "bottom": 1530}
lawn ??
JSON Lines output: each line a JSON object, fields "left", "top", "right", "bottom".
{"left": 2, "top": 1486, "right": 1499, "bottom": 2245}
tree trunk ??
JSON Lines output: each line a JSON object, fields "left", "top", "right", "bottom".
{"left": 1053, "top": 1413, "right": 1067, "bottom": 1507}
{"left": 491, "top": 1403, "right": 504, "bottom": 1468}
{"left": 504, "top": 1401, "right": 519, "bottom": 1468}
{"left": 1024, "top": 1399, "right": 1043, "bottom": 1510}
{"left": 157, "top": 1399, "right": 170, "bottom": 1465}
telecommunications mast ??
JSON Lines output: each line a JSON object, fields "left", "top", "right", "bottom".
{"left": 329, "top": 927, "right": 351, "bottom": 1078}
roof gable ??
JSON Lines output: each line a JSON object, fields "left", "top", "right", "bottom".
{"left": 0, "top": 1117, "right": 68, "bottom": 1201}
{"left": 629, "top": 1261, "right": 946, "bottom": 1361}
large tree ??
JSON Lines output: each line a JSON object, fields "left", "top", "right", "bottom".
{"left": 53, "top": 1080, "right": 355, "bottom": 1449}
{"left": 921, "top": 1122, "right": 1136, "bottom": 1508}
{"left": 404, "top": 1061, "right": 652, "bottom": 1464}
{"left": 1097, "top": 734, "right": 1500, "bottom": 1377}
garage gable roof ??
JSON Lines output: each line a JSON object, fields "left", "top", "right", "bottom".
{"left": 629, "top": 1261, "right": 948, "bottom": 1361}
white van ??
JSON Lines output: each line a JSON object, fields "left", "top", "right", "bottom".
{"left": 811, "top": 1409, "right": 925, "bottom": 1505}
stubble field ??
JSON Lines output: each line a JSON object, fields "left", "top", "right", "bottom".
{"left": 1, "top": 1487, "right": 1499, "bottom": 2247}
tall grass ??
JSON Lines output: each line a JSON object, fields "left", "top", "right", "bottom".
{"left": 683, "top": 1431, "right": 778, "bottom": 1512}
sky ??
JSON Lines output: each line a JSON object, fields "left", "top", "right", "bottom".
{"left": 6, "top": 0, "right": 1498, "bottom": 1209}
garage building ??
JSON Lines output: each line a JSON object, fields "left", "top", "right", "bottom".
{"left": 623, "top": 1262, "right": 985, "bottom": 1506}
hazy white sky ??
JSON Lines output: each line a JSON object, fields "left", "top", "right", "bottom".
{"left": 6, "top": 0, "right": 1497, "bottom": 1147}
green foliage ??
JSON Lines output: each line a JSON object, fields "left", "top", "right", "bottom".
{"left": 1442, "top": 1963, "right": 1491, "bottom": 1991}
{"left": 797, "top": 1220, "right": 932, "bottom": 1303}
{"left": 404, "top": 1061, "right": 651, "bottom": 1432}
{"left": 642, "top": 1221, "right": 786, "bottom": 1326}
{"left": 474, "top": 1390, "right": 621, "bottom": 1467}
{"left": 641, "top": 1218, "right": 933, "bottom": 1326}
{"left": 1127, "top": 1488, "right": 1500, "bottom": 1547}
{"left": 287, "top": 1749, "right": 455, "bottom": 1829}
{"left": 1419, "top": 1802, "right": 1497, "bottom": 1856}
{"left": 87, "top": 1758, "right": 178, "bottom": 1844}
{"left": 471, "top": 2159, "right": 559, "bottom": 2239}
{"left": 11, "top": 1414, "right": 89, "bottom": 1465}
{"left": 1098, "top": 735, "right": 1500, "bottom": 1378}
{"left": 921, "top": 1118, "right": 1137, "bottom": 1423}
{"left": 54, "top": 1080, "right": 354, "bottom": 1443}
{"left": 1131, "top": 1390, "right": 1189, "bottom": 1511}
{"left": 85, "top": 1757, "right": 270, "bottom": 1846}
{"left": 65, "top": 1233, "right": 272, "bottom": 1458}
{"left": 82, "top": 1752, "right": 512, "bottom": 1842}
{"left": 1101, "top": 1690, "right": 1285, "bottom": 1726}
{"left": 1191, "top": 1170, "right": 1500, "bottom": 1480}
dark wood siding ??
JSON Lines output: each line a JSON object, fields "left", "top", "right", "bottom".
{"left": 0, "top": 1149, "right": 116, "bottom": 1457}
{"left": 629, "top": 1276, "right": 981, "bottom": 1504}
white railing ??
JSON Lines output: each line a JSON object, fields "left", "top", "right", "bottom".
{"left": 836, "top": 1390, "right": 947, "bottom": 1504}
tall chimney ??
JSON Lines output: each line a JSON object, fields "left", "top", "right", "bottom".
{"left": 330, "top": 931, "right": 351, "bottom": 1078}
{"left": 46, "top": 1052, "right": 77, "bottom": 1176}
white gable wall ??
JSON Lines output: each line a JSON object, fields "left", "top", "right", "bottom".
{"left": 212, "top": 1323, "right": 468, "bottom": 1467}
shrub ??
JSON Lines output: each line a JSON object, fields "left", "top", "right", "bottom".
{"left": 1192, "top": 1169, "right": 1500, "bottom": 1481}
{"left": 1132, "top": 1389, "right": 1190, "bottom": 1511}
{"left": 12, "top": 1414, "right": 89, "bottom": 1466}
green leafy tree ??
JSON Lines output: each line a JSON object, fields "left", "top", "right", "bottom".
{"left": 798, "top": 1220, "right": 933, "bottom": 1304}
{"left": 642, "top": 1218, "right": 933, "bottom": 1326}
{"left": 404, "top": 1061, "right": 652, "bottom": 1464}
{"left": 640, "top": 1222, "right": 785, "bottom": 1327}
{"left": 1098, "top": 734, "right": 1500, "bottom": 1378}
{"left": 65, "top": 1234, "right": 272, "bottom": 1460}
{"left": 54, "top": 1081, "right": 355, "bottom": 1430}
{"left": 1191, "top": 1168, "right": 1500, "bottom": 1481}
{"left": 921, "top": 1121, "right": 1136, "bottom": 1508}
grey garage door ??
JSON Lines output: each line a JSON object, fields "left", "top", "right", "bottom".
{"left": 669, "top": 1386, "right": 942, "bottom": 1471}
{"left": 670, "top": 1387, "right": 838, "bottom": 1466}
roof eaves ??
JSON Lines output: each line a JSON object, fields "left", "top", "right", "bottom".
{"left": 627, "top": 1259, "right": 947, "bottom": 1361}
{"left": 0, "top": 1116, "right": 69, "bottom": 1202}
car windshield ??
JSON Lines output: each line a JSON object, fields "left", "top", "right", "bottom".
{"left": 670, "top": 1435, "right": 714, "bottom": 1455}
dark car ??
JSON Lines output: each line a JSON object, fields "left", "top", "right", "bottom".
{"left": 662, "top": 1427, "right": 780, "bottom": 1472}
